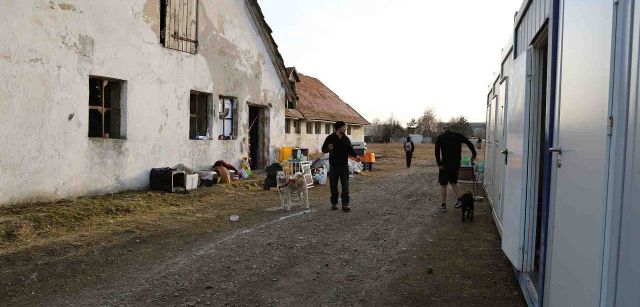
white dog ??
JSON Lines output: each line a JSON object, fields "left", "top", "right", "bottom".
{"left": 276, "top": 171, "right": 309, "bottom": 211}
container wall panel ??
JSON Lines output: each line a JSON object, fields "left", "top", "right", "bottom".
{"left": 515, "top": 0, "right": 550, "bottom": 56}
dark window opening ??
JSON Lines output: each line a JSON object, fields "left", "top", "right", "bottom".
{"left": 285, "top": 119, "right": 291, "bottom": 134}
{"left": 88, "top": 77, "right": 124, "bottom": 139}
{"left": 306, "top": 122, "right": 313, "bottom": 134}
{"left": 347, "top": 125, "right": 352, "bottom": 135}
{"left": 294, "top": 120, "right": 301, "bottom": 134}
{"left": 190, "top": 91, "right": 210, "bottom": 140}
{"left": 325, "top": 123, "right": 331, "bottom": 134}
{"left": 315, "top": 122, "right": 321, "bottom": 134}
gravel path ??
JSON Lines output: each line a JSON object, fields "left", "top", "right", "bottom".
{"left": 10, "top": 160, "right": 524, "bottom": 306}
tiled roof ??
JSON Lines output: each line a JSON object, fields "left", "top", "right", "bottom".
{"left": 294, "top": 74, "right": 370, "bottom": 126}
{"left": 285, "top": 108, "right": 304, "bottom": 119}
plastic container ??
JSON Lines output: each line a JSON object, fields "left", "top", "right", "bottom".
{"left": 280, "top": 147, "right": 293, "bottom": 162}
{"left": 363, "top": 152, "right": 376, "bottom": 163}
{"left": 185, "top": 174, "right": 199, "bottom": 190}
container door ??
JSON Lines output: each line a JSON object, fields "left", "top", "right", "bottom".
{"left": 501, "top": 51, "right": 530, "bottom": 270}
{"left": 615, "top": 2, "right": 640, "bottom": 304}
{"left": 544, "top": 1, "right": 614, "bottom": 306}
{"left": 495, "top": 79, "right": 508, "bottom": 222}
{"left": 485, "top": 98, "right": 495, "bottom": 202}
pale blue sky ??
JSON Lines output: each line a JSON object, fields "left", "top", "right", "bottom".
{"left": 260, "top": 0, "right": 522, "bottom": 125}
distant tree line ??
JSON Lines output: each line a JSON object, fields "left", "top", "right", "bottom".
{"left": 366, "top": 108, "right": 476, "bottom": 143}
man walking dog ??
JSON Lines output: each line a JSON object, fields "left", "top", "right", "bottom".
{"left": 322, "top": 121, "right": 360, "bottom": 212}
{"left": 435, "top": 126, "right": 477, "bottom": 212}
{"left": 403, "top": 136, "right": 415, "bottom": 168}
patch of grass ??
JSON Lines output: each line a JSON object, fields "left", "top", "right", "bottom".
{"left": 0, "top": 177, "right": 271, "bottom": 252}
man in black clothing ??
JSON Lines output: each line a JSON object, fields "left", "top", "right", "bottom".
{"left": 404, "top": 136, "right": 415, "bottom": 168}
{"left": 322, "top": 121, "right": 361, "bottom": 211}
{"left": 435, "top": 126, "right": 477, "bottom": 212}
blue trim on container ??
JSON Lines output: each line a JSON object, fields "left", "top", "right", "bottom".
{"left": 536, "top": 0, "right": 561, "bottom": 305}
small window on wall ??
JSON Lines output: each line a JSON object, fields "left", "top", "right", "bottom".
{"left": 325, "top": 123, "right": 331, "bottom": 134}
{"left": 347, "top": 125, "right": 352, "bottom": 135}
{"left": 294, "top": 120, "right": 301, "bottom": 134}
{"left": 88, "top": 77, "right": 125, "bottom": 139}
{"left": 285, "top": 119, "right": 291, "bottom": 134}
{"left": 189, "top": 91, "right": 210, "bottom": 140}
{"left": 219, "top": 97, "right": 236, "bottom": 139}
{"left": 315, "top": 122, "right": 321, "bottom": 134}
{"left": 306, "top": 122, "right": 313, "bottom": 134}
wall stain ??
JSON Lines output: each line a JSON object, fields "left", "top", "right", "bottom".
{"left": 58, "top": 3, "right": 76, "bottom": 11}
{"left": 142, "top": 0, "right": 161, "bottom": 39}
{"left": 68, "top": 113, "right": 75, "bottom": 121}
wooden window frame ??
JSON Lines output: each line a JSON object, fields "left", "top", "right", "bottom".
{"left": 347, "top": 125, "right": 352, "bottom": 135}
{"left": 88, "top": 77, "right": 124, "bottom": 139}
{"left": 189, "top": 91, "right": 210, "bottom": 140}
{"left": 315, "top": 122, "right": 321, "bottom": 134}
{"left": 220, "top": 96, "right": 236, "bottom": 139}
{"left": 294, "top": 120, "right": 301, "bottom": 134}
{"left": 306, "top": 121, "right": 313, "bottom": 134}
{"left": 160, "top": 0, "right": 199, "bottom": 54}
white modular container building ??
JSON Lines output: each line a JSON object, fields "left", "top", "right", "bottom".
{"left": 483, "top": 0, "right": 640, "bottom": 306}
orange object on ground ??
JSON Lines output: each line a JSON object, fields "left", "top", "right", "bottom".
{"left": 362, "top": 152, "right": 376, "bottom": 163}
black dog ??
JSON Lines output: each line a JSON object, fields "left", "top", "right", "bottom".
{"left": 461, "top": 191, "right": 475, "bottom": 222}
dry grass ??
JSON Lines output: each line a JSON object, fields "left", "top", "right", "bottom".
{"left": 0, "top": 177, "right": 294, "bottom": 255}
{"left": 0, "top": 142, "right": 482, "bottom": 256}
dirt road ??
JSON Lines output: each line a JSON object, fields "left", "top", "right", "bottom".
{"left": 1, "top": 145, "right": 524, "bottom": 306}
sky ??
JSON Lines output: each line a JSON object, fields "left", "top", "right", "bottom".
{"left": 259, "top": 0, "right": 523, "bottom": 126}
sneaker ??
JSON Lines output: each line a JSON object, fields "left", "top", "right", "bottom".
{"left": 439, "top": 203, "right": 448, "bottom": 212}
{"left": 342, "top": 205, "right": 351, "bottom": 212}
{"left": 331, "top": 205, "right": 338, "bottom": 210}
{"left": 454, "top": 198, "right": 463, "bottom": 209}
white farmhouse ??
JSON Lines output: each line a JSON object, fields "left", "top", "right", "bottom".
{"left": 0, "top": 0, "right": 296, "bottom": 204}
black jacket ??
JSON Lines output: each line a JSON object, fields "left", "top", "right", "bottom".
{"left": 322, "top": 133, "right": 358, "bottom": 168}
{"left": 435, "top": 131, "right": 477, "bottom": 167}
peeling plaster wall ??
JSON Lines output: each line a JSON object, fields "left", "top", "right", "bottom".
{"left": 284, "top": 120, "right": 365, "bottom": 155}
{"left": 0, "top": 0, "right": 287, "bottom": 204}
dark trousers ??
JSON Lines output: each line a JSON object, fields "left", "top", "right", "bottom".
{"left": 406, "top": 152, "right": 413, "bottom": 168}
{"left": 329, "top": 166, "right": 350, "bottom": 206}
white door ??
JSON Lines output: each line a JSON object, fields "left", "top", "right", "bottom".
{"left": 495, "top": 79, "right": 508, "bottom": 222}
{"left": 544, "top": 1, "right": 614, "bottom": 306}
{"left": 615, "top": 3, "right": 640, "bottom": 304}
{"left": 501, "top": 52, "right": 530, "bottom": 270}
{"left": 485, "top": 98, "right": 495, "bottom": 203}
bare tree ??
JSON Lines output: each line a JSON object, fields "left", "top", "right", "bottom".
{"left": 448, "top": 116, "right": 473, "bottom": 137}
{"left": 417, "top": 108, "right": 439, "bottom": 139}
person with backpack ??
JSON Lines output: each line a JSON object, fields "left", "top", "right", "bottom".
{"left": 404, "top": 136, "right": 415, "bottom": 168}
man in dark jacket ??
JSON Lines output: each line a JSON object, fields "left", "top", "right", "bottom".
{"left": 435, "top": 126, "right": 477, "bottom": 212}
{"left": 322, "top": 121, "right": 360, "bottom": 211}
{"left": 404, "top": 136, "right": 415, "bottom": 168}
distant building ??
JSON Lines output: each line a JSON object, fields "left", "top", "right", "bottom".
{"left": 284, "top": 71, "right": 369, "bottom": 153}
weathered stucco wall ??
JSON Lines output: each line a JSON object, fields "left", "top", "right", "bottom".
{"left": 0, "top": 0, "right": 287, "bottom": 204}
{"left": 284, "top": 120, "right": 365, "bottom": 155}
